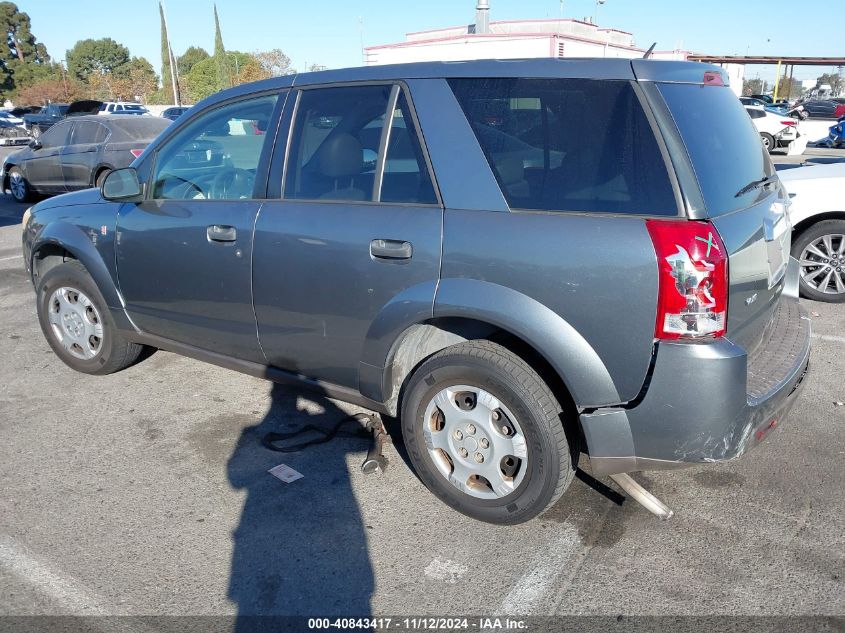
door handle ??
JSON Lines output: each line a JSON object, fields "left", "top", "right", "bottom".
{"left": 370, "top": 239, "right": 412, "bottom": 260}
{"left": 207, "top": 224, "right": 237, "bottom": 242}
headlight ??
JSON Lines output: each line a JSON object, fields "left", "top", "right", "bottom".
{"left": 21, "top": 206, "right": 31, "bottom": 229}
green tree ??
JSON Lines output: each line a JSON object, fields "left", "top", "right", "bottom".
{"left": 254, "top": 48, "right": 294, "bottom": 77}
{"left": 184, "top": 56, "right": 217, "bottom": 102}
{"left": 158, "top": 2, "right": 175, "bottom": 103}
{"left": 177, "top": 46, "right": 209, "bottom": 76}
{"left": 212, "top": 4, "right": 231, "bottom": 91}
{"left": 0, "top": 2, "right": 51, "bottom": 96}
{"left": 742, "top": 78, "right": 766, "bottom": 96}
{"left": 66, "top": 37, "right": 130, "bottom": 82}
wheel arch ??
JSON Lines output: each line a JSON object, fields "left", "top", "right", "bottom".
{"left": 792, "top": 211, "right": 845, "bottom": 242}
{"left": 360, "top": 279, "right": 621, "bottom": 416}
{"left": 30, "top": 221, "right": 134, "bottom": 331}
{"left": 91, "top": 163, "right": 115, "bottom": 188}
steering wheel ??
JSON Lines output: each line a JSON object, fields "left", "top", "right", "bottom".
{"left": 211, "top": 168, "right": 255, "bottom": 200}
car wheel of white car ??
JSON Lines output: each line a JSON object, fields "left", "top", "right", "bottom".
{"left": 792, "top": 219, "right": 845, "bottom": 303}
{"left": 760, "top": 133, "right": 775, "bottom": 152}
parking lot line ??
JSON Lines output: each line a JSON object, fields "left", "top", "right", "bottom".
{"left": 0, "top": 534, "right": 109, "bottom": 615}
{"left": 812, "top": 333, "right": 845, "bottom": 344}
{"left": 0, "top": 254, "right": 20, "bottom": 261}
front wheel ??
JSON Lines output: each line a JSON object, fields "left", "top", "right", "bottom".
{"left": 30, "top": 125, "right": 41, "bottom": 139}
{"left": 36, "top": 261, "right": 146, "bottom": 373}
{"left": 792, "top": 220, "right": 845, "bottom": 302}
{"left": 8, "top": 167, "right": 32, "bottom": 202}
{"left": 401, "top": 340, "right": 575, "bottom": 525}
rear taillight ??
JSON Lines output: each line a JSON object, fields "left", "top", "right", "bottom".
{"left": 780, "top": 120, "right": 797, "bottom": 127}
{"left": 129, "top": 149, "right": 144, "bottom": 158}
{"left": 646, "top": 220, "right": 728, "bottom": 340}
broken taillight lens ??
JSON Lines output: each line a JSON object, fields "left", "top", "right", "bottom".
{"left": 646, "top": 219, "right": 728, "bottom": 340}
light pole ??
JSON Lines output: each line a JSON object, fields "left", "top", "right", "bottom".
{"left": 58, "top": 59, "right": 69, "bottom": 100}
{"left": 593, "top": 0, "right": 606, "bottom": 24}
{"left": 227, "top": 52, "right": 239, "bottom": 84}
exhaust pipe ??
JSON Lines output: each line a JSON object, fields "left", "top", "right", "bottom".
{"left": 609, "top": 473, "right": 674, "bottom": 520}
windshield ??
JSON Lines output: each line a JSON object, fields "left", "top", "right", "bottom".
{"left": 123, "top": 104, "right": 147, "bottom": 112}
{"left": 658, "top": 83, "right": 774, "bottom": 216}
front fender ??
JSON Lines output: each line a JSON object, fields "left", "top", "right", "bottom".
{"left": 434, "top": 279, "right": 621, "bottom": 408}
{"left": 30, "top": 221, "right": 134, "bottom": 331}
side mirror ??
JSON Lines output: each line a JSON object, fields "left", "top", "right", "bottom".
{"left": 28, "top": 139, "right": 42, "bottom": 150}
{"left": 101, "top": 167, "right": 142, "bottom": 201}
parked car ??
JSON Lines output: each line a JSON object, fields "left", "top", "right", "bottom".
{"left": 0, "top": 110, "right": 26, "bottom": 127}
{"left": 779, "top": 163, "right": 845, "bottom": 302}
{"left": 3, "top": 115, "right": 170, "bottom": 202}
{"left": 800, "top": 99, "right": 840, "bottom": 118}
{"left": 744, "top": 105, "right": 800, "bottom": 151}
{"left": 750, "top": 93, "right": 773, "bottom": 104}
{"left": 20, "top": 59, "right": 810, "bottom": 524}
{"left": 160, "top": 106, "right": 191, "bottom": 121}
{"left": 23, "top": 103, "right": 68, "bottom": 137}
{"left": 0, "top": 118, "right": 31, "bottom": 146}
{"left": 740, "top": 97, "right": 767, "bottom": 107}
{"left": 99, "top": 102, "right": 150, "bottom": 116}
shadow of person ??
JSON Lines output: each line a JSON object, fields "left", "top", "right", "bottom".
{"left": 226, "top": 382, "right": 374, "bottom": 629}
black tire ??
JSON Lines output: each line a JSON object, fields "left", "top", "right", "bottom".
{"left": 30, "top": 125, "right": 41, "bottom": 139}
{"left": 400, "top": 340, "right": 575, "bottom": 525}
{"left": 760, "top": 132, "right": 775, "bottom": 152}
{"left": 8, "top": 167, "right": 32, "bottom": 203}
{"left": 791, "top": 220, "right": 845, "bottom": 303}
{"left": 95, "top": 168, "right": 111, "bottom": 189}
{"left": 36, "top": 261, "right": 145, "bottom": 374}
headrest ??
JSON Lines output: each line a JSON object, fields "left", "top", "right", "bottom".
{"left": 496, "top": 157, "right": 525, "bottom": 185}
{"left": 319, "top": 133, "right": 363, "bottom": 178}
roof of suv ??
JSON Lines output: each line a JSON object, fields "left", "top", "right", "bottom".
{"left": 198, "top": 58, "right": 727, "bottom": 108}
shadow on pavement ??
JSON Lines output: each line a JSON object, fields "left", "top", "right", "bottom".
{"left": 226, "top": 382, "right": 373, "bottom": 628}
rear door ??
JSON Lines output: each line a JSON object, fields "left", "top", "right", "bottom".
{"left": 651, "top": 80, "right": 791, "bottom": 354}
{"left": 252, "top": 83, "right": 442, "bottom": 389}
{"left": 25, "top": 120, "right": 72, "bottom": 193}
{"left": 61, "top": 120, "right": 107, "bottom": 190}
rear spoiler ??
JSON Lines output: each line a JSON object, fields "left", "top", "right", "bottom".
{"left": 631, "top": 60, "right": 729, "bottom": 86}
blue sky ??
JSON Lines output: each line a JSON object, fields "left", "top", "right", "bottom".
{"left": 23, "top": 0, "right": 843, "bottom": 83}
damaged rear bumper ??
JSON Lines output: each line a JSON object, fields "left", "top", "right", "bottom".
{"left": 581, "top": 288, "right": 811, "bottom": 477}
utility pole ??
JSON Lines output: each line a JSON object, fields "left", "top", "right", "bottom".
{"left": 160, "top": 1, "right": 181, "bottom": 106}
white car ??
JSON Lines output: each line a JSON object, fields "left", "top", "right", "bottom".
{"left": 98, "top": 102, "right": 150, "bottom": 116}
{"left": 779, "top": 162, "right": 845, "bottom": 302}
{"left": 744, "top": 105, "right": 799, "bottom": 152}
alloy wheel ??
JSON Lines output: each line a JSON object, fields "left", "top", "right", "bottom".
{"left": 799, "top": 234, "right": 845, "bottom": 296}
{"left": 9, "top": 171, "right": 26, "bottom": 201}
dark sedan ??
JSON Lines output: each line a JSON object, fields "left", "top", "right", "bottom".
{"left": 801, "top": 99, "right": 839, "bottom": 118}
{"left": 161, "top": 106, "right": 191, "bottom": 121}
{"left": 2, "top": 115, "right": 170, "bottom": 202}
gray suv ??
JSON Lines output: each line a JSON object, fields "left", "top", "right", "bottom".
{"left": 21, "top": 59, "right": 811, "bottom": 524}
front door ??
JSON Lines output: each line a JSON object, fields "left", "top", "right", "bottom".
{"left": 116, "top": 92, "right": 283, "bottom": 361}
{"left": 253, "top": 84, "right": 442, "bottom": 389}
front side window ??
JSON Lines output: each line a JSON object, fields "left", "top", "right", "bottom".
{"left": 448, "top": 78, "right": 677, "bottom": 215}
{"left": 151, "top": 93, "right": 278, "bottom": 200}
{"left": 284, "top": 84, "right": 437, "bottom": 204}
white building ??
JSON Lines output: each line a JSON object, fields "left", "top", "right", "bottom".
{"left": 364, "top": 2, "right": 744, "bottom": 95}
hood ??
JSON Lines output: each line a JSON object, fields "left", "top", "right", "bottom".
{"left": 66, "top": 100, "right": 104, "bottom": 116}
{"left": 32, "top": 187, "right": 105, "bottom": 213}
{"left": 778, "top": 162, "right": 845, "bottom": 184}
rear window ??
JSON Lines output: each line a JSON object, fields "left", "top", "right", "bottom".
{"left": 114, "top": 118, "right": 170, "bottom": 140}
{"left": 658, "top": 83, "right": 773, "bottom": 216}
{"left": 448, "top": 78, "right": 677, "bottom": 215}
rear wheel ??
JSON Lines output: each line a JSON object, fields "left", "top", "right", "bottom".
{"left": 8, "top": 167, "right": 31, "bottom": 202}
{"left": 792, "top": 220, "right": 845, "bottom": 302}
{"left": 401, "top": 340, "right": 575, "bottom": 525}
{"left": 95, "top": 168, "right": 111, "bottom": 189}
{"left": 760, "top": 132, "right": 775, "bottom": 152}
{"left": 36, "top": 261, "right": 146, "bottom": 373}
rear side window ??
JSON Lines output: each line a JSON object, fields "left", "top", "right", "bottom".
{"left": 747, "top": 108, "right": 766, "bottom": 120}
{"left": 70, "top": 121, "right": 107, "bottom": 144}
{"left": 658, "top": 83, "right": 773, "bottom": 216}
{"left": 448, "top": 78, "right": 677, "bottom": 215}
{"left": 284, "top": 84, "right": 437, "bottom": 204}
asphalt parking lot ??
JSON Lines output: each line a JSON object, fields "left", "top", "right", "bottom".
{"left": 0, "top": 150, "right": 843, "bottom": 625}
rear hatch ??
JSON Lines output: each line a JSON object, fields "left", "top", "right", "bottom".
{"left": 647, "top": 73, "right": 791, "bottom": 357}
